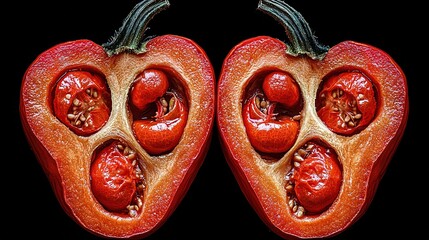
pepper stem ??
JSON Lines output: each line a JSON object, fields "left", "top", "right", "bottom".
{"left": 257, "top": 0, "right": 329, "bottom": 60}
{"left": 102, "top": 0, "right": 170, "bottom": 56}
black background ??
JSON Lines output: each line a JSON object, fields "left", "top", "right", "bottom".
{"left": 8, "top": 0, "right": 426, "bottom": 239}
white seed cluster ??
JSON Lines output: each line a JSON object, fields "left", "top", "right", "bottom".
{"left": 255, "top": 95, "right": 269, "bottom": 114}
{"left": 66, "top": 88, "right": 98, "bottom": 128}
{"left": 255, "top": 95, "right": 302, "bottom": 120}
{"left": 159, "top": 95, "right": 175, "bottom": 114}
{"left": 320, "top": 88, "right": 362, "bottom": 129}
{"left": 117, "top": 143, "right": 145, "bottom": 217}
{"left": 284, "top": 143, "right": 316, "bottom": 218}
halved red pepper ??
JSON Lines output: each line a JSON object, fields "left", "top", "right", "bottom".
{"left": 217, "top": 0, "right": 408, "bottom": 239}
{"left": 20, "top": 0, "right": 215, "bottom": 238}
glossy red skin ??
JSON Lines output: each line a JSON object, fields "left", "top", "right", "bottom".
{"left": 20, "top": 35, "right": 215, "bottom": 238}
{"left": 217, "top": 36, "right": 408, "bottom": 239}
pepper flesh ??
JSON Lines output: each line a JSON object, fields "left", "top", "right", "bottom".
{"left": 21, "top": 34, "right": 215, "bottom": 240}
{"left": 217, "top": 35, "right": 408, "bottom": 239}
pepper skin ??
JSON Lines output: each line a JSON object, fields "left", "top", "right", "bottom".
{"left": 216, "top": 0, "right": 408, "bottom": 239}
{"left": 19, "top": 0, "right": 215, "bottom": 238}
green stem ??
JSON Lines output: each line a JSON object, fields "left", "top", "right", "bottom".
{"left": 258, "top": 0, "right": 329, "bottom": 60}
{"left": 102, "top": 0, "right": 170, "bottom": 56}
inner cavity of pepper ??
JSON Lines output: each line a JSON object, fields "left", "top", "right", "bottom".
{"left": 242, "top": 70, "right": 303, "bottom": 161}
{"left": 316, "top": 70, "right": 378, "bottom": 136}
{"left": 285, "top": 140, "right": 342, "bottom": 217}
{"left": 90, "top": 140, "right": 145, "bottom": 217}
{"left": 128, "top": 69, "right": 188, "bottom": 156}
{"left": 52, "top": 69, "right": 112, "bottom": 136}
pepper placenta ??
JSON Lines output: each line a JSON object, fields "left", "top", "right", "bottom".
{"left": 20, "top": 0, "right": 215, "bottom": 238}
{"left": 217, "top": 0, "right": 408, "bottom": 239}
